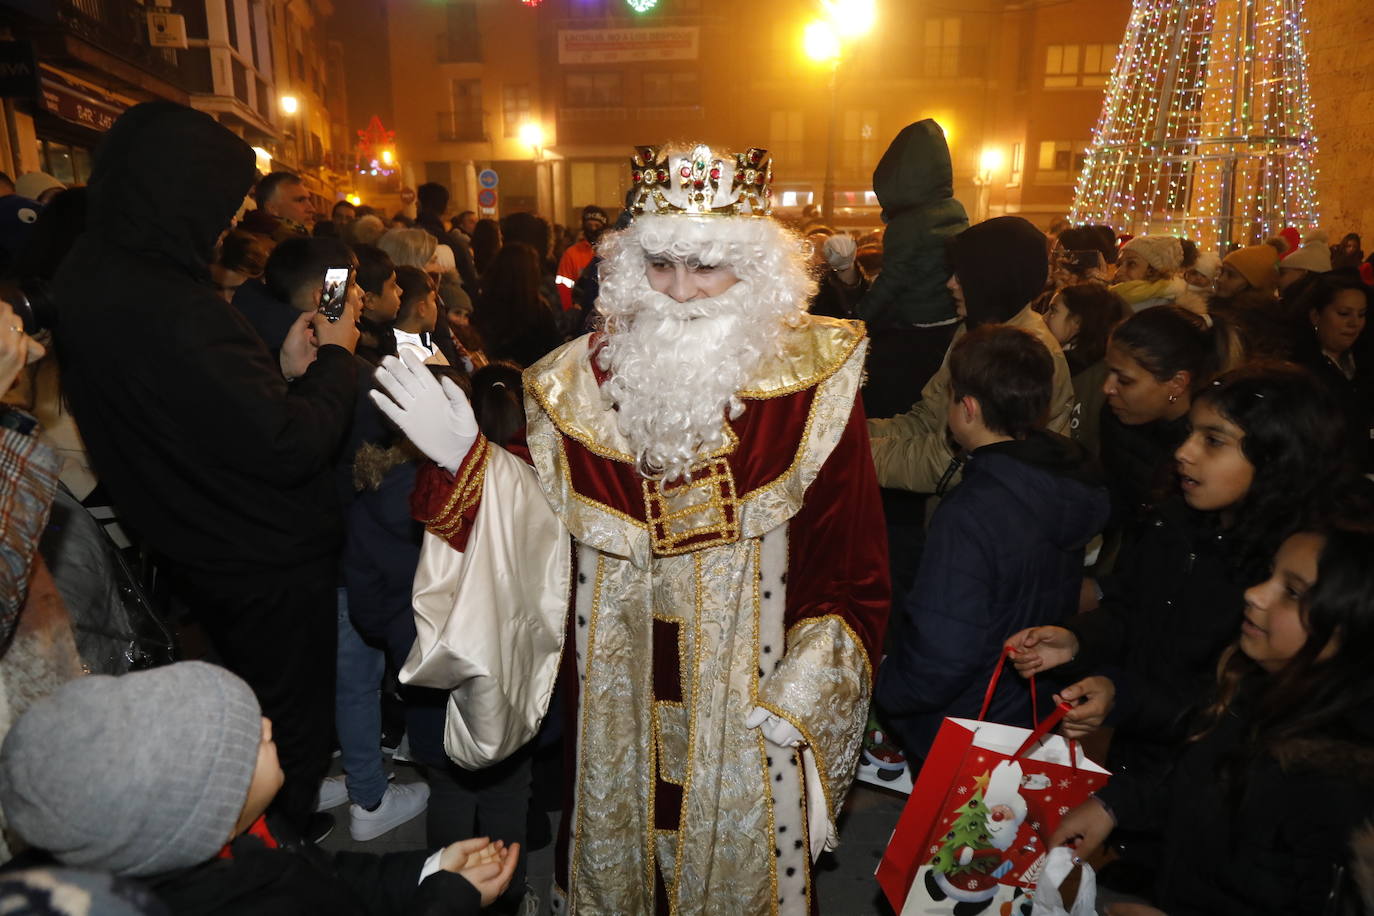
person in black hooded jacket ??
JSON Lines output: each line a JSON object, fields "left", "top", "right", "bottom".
{"left": 51, "top": 102, "right": 361, "bottom": 836}
{"left": 876, "top": 325, "right": 1108, "bottom": 766}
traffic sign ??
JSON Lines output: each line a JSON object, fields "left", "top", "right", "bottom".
{"left": 478, "top": 169, "right": 499, "bottom": 189}
{"left": 477, "top": 188, "right": 497, "bottom": 208}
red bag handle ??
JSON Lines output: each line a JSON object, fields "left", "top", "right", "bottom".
{"left": 979, "top": 645, "right": 1081, "bottom": 769}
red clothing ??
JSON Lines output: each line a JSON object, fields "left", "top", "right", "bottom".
{"left": 555, "top": 240, "right": 595, "bottom": 311}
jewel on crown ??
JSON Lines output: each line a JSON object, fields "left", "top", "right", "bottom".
{"left": 629, "top": 143, "right": 774, "bottom": 217}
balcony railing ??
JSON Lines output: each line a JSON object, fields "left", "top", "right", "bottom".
{"left": 437, "top": 112, "right": 486, "bottom": 143}
{"left": 56, "top": 0, "right": 188, "bottom": 89}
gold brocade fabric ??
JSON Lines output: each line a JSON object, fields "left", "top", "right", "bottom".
{"left": 524, "top": 320, "right": 872, "bottom": 914}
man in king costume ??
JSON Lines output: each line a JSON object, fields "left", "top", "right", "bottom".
{"left": 372, "top": 143, "right": 889, "bottom": 915}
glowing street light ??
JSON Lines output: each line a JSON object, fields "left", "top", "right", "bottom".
{"left": 346, "top": 193, "right": 362, "bottom": 207}
{"left": 380, "top": 149, "right": 394, "bottom": 166}
{"left": 279, "top": 94, "right": 299, "bottom": 115}
{"left": 518, "top": 122, "right": 545, "bottom": 151}
{"left": 822, "top": 0, "right": 876, "bottom": 40}
{"left": 978, "top": 147, "right": 1005, "bottom": 176}
{"left": 803, "top": 20, "right": 841, "bottom": 64}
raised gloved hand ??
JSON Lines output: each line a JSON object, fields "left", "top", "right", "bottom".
{"left": 370, "top": 349, "right": 478, "bottom": 474}
{"left": 745, "top": 706, "right": 804, "bottom": 748}
{"left": 823, "top": 234, "right": 858, "bottom": 274}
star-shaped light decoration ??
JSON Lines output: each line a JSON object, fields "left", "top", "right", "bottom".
{"left": 972, "top": 770, "right": 992, "bottom": 792}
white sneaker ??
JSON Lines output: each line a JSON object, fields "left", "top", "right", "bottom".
{"left": 349, "top": 781, "right": 430, "bottom": 842}
{"left": 315, "top": 774, "right": 349, "bottom": 812}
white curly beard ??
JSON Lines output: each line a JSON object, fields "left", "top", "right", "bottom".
{"left": 593, "top": 215, "right": 815, "bottom": 483}
{"left": 598, "top": 282, "right": 774, "bottom": 482}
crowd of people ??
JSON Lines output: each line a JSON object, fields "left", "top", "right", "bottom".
{"left": 0, "top": 100, "right": 1369, "bottom": 916}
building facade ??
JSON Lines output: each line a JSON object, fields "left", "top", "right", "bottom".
{"left": 0, "top": 0, "right": 352, "bottom": 210}
{"left": 382, "top": 0, "right": 1135, "bottom": 232}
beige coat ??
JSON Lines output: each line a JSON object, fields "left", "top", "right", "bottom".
{"left": 867, "top": 306, "right": 1076, "bottom": 493}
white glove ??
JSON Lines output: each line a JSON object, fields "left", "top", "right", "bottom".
{"left": 745, "top": 706, "right": 804, "bottom": 748}
{"left": 823, "top": 234, "right": 858, "bottom": 273}
{"left": 370, "top": 349, "right": 478, "bottom": 474}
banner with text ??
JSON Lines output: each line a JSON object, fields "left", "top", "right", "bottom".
{"left": 557, "top": 27, "right": 699, "bottom": 64}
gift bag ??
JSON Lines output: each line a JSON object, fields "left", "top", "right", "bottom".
{"left": 876, "top": 649, "right": 1110, "bottom": 915}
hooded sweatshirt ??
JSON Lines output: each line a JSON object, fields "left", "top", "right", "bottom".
{"left": 876, "top": 430, "right": 1109, "bottom": 761}
{"left": 53, "top": 102, "right": 358, "bottom": 578}
{"left": 856, "top": 120, "right": 969, "bottom": 328}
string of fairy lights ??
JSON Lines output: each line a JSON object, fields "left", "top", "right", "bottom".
{"left": 1069, "top": 0, "right": 1320, "bottom": 254}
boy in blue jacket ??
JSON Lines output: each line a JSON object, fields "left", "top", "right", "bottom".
{"left": 875, "top": 325, "right": 1109, "bottom": 769}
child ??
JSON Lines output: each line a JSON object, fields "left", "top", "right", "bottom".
{"left": 1009, "top": 364, "right": 1362, "bottom": 892}
{"left": 0, "top": 662, "right": 518, "bottom": 915}
{"left": 874, "top": 325, "right": 1110, "bottom": 768}
{"left": 391, "top": 265, "right": 442, "bottom": 364}
{"left": 1050, "top": 519, "right": 1374, "bottom": 915}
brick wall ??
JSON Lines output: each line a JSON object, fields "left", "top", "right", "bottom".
{"left": 1307, "top": 0, "right": 1374, "bottom": 240}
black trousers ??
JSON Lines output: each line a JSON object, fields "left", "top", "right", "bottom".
{"left": 172, "top": 560, "right": 337, "bottom": 835}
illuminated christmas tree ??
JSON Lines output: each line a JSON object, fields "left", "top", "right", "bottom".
{"left": 1070, "top": 0, "right": 1319, "bottom": 253}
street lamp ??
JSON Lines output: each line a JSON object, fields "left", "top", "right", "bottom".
{"left": 518, "top": 121, "right": 545, "bottom": 157}
{"left": 974, "top": 146, "right": 1004, "bottom": 221}
{"left": 279, "top": 94, "right": 299, "bottom": 115}
{"left": 804, "top": 0, "right": 875, "bottom": 223}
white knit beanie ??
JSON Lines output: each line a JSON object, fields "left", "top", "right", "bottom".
{"left": 1122, "top": 235, "right": 1184, "bottom": 275}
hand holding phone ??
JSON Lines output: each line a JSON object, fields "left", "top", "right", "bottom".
{"left": 318, "top": 266, "right": 352, "bottom": 322}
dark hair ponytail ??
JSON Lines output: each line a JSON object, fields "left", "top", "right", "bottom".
{"left": 1057, "top": 283, "right": 1130, "bottom": 371}
{"left": 1109, "top": 304, "right": 1232, "bottom": 392}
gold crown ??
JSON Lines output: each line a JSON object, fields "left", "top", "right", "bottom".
{"left": 629, "top": 144, "right": 773, "bottom": 217}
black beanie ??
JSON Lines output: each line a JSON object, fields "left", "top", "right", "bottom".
{"left": 949, "top": 216, "right": 1049, "bottom": 327}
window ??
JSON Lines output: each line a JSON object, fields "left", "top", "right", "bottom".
{"left": 37, "top": 139, "right": 93, "bottom": 186}
{"left": 441, "top": 78, "right": 484, "bottom": 141}
{"left": 642, "top": 71, "right": 699, "bottom": 106}
{"left": 565, "top": 72, "right": 623, "bottom": 107}
{"left": 1009, "top": 141, "right": 1023, "bottom": 187}
{"left": 769, "top": 110, "right": 803, "bottom": 169}
{"left": 841, "top": 110, "right": 879, "bottom": 172}
{"left": 1044, "top": 43, "right": 1114, "bottom": 88}
{"left": 503, "top": 84, "right": 532, "bottom": 137}
{"left": 922, "top": 18, "right": 960, "bottom": 78}
{"left": 1037, "top": 140, "right": 1088, "bottom": 183}
{"left": 440, "top": 2, "right": 480, "bottom": 62}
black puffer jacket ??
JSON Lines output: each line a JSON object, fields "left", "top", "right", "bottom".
{"left": 52, "top": 103, "right": 357, "bottom": 577}
{"left": 1062, "top": 498, "right": 1245, "bottom": 773}
{"left": 1103, "top": 689, "right": 1374, "bottom": 916}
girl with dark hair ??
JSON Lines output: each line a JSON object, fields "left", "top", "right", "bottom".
{"left": 472, "top": 242, "right": 562, "bottom": 369}
{"left": 1049, "top": 519, "right": 1374, "bottom": 915}
{"left": 469, "top": 362, "right": 525, "bottom": 447}
{"left": 1098, "top": 304, "right": 1235, "bottom": 532}
{"left": 1044, "top": 283, "right": 1131, "bottom": 456}
{"left": 1009, "top": 363, "right": 1363, "bottom": 899}
{"left": 1294, "top": 272, "right": 1373, "bottom": 472}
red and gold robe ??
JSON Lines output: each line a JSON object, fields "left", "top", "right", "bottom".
{"left": 408, "top": 316, "right": 889, "bottom": 915}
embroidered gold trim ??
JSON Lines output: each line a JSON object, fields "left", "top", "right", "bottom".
{"left": 643, "top": 458, "right": 742, "bottom": 556}
{"left": 735, "top": 318, "right": 865, "bottom": 400}
{"left": 670, "top": 551, "right": 705, "bottom": 908}
{"left": 569, "top": 553, "right": 608, "bottom": 905}
{"left": 425, "top": 436, "right": 491, "bottom": 537}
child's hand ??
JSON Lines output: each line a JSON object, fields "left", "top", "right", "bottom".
{"left": 439, "top": 836, "right": 496, "bottom": 873}
{"left": 1055, "top": 676, "right": 1116, "bottom": 739}
{"left": 1047, "top": 797, "right": 1114, "bottom": 858}
{"left": 460, "top": 841, "right": 520, "bottom": 907}
{"left": 1005, "top": 626, "right": 1079, "bottom": 676}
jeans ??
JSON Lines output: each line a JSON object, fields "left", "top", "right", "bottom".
{"left": 336, "top": 587, "right": 388, "bottom": 808}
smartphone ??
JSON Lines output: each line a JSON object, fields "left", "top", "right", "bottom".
{"left": 317, "top": 266, "right": 352, "bottom": 322}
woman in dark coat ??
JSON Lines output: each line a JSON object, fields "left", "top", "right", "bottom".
{"left": 1293, "top": 271, "right": 1373, "bottom": 473}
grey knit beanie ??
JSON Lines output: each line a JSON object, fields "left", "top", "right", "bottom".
{"left": 0, "top": 662, "right": 263, "bottom": 877}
